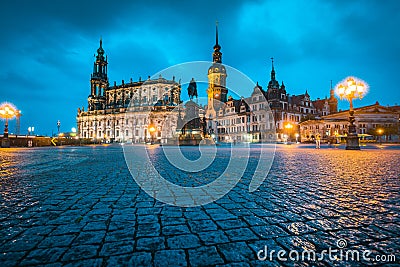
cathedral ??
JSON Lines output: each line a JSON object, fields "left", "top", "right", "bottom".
{"left": 76, "top": 39, "right": 181, "bottom": 143}
{"left": 77, "top": 25, "right": 339, "bottom": 143}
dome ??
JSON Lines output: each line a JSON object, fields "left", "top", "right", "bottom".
{"left": 208, "top": 63, "right": 226, "bottom": 74}
{"left": 97, "top": 46, "right": 104, "bottom": 55}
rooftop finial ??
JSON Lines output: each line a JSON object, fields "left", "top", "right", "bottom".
{"left": 216, "top": 20, "right": 219, "bottom": 46}
{"left": 100, "top": 36, "right": 102, "bottom": 48}
{"left": 271, "top": 57, "right": 274, "bottom": 70}
{"left": 270, "top": 57, "right": 276, "bottom": 80}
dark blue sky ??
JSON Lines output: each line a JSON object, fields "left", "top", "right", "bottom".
{"left": 1, "top": 0, "right": 399, "bottom": 135}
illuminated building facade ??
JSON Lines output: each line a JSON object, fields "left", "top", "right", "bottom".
{"left": 77, "top": 28, "right": 340, "bottom": 144}
{"left": 299, "top": 102, "right": 400, "bottom": 142}
{"left": 77, "top": 40, "right": 181, "bottom": 143}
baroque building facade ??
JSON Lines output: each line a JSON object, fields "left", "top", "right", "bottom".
{"left": 77, "top": 39, "right": 181, "bottom": 143}
{"left": 299, "top": 102, "right": 400, "bottom": 142}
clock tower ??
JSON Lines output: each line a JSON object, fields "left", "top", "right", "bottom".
{"left": 206, "top": 22, "right": 227, "bottom": 120}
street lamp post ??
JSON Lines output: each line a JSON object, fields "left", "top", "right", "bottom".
{"left": 336, "top": 77, "right": 366, "bottom": 150}
{"left": 284, "top": 122, "right": 293, "bottom": 144}
{"left": 57, "top": 120, "right": 61, "bottom": 136}
{"left": 0, "top": 103, "right": 17, "bottom": 148}
{"left": 377, "top": 128, "right": 383, "bottom": 145}
{"left": 28, "top": 126, "right": 35, "bottom": 136}
{"left": 148, "top": 123, "right": 156, "bottom": 145}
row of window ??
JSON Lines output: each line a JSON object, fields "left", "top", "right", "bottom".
{"left": 83, "top": 118, "right": 150, "bottom": 127}
{"left": 84, "top": 128, "right": 154, "bottom": 139}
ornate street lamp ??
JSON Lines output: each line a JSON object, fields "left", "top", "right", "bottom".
{"left": 0, "top": 103, "right": 17, "bottom": 148}
{"left": 336, "top": 76, "right": 367, "bottom": 150}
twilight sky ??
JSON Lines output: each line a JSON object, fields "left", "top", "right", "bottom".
{"left": 1, "top": 0, "right": 399, "bottom": 135}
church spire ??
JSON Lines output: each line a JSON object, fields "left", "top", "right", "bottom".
{"left": 212, "top": 21, "right": 222, "bottom": 63}
{"left": 93, "top": 37, "right": 107, "bottom": 79}
{"left": 270, "top": 57, "right": 276, "bottom": 81}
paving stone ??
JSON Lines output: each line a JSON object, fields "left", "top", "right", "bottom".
{"left": 136, "top": 236, "right": 165, "bottom": 251}
{"left": 162, "top": 224, "right": 191, "bottom": 235}
{"left": 136, "top": 222, "right": 160, "bottom": 237}
{"left": 104, "top": 229, "right": 135, "bottom": 242}
{"left": 218, "top": 242, "right": 254, "bottom": 262}
{"left": 154, "top": 249, "right": 187, "bottom": 267}
{"left": 188, "top": 219, "right": 218, "bottom": 232}
{"left": 281, "top": 222, "right": 318, "bottom": 235}
{"left": 50, "top": 224, "right": 84, "bottom": 235}
{"left": 184, "top": 211, "right": 210, "bottom": 220}
{"left": 108, "top": 220, "right": 135, "bottom": 231}
{"left": 61, "top": 245, "right": 99, "bottom": 261}
{"left": 73, "top": 230, "right": 106, "bottom": 245}
{"left": 216, "top": 219, "right": 248, "bottom": 230}
{"left": 225, "top": 228, "right": 258, "bottom": 241}
{"left": 63, "top": 258, "right": 103, "bottom": 267}
{"left": 276, "top": 236, "right": 316, "bottom": 251}
{"left": 137, "top": 214, "right": 159, "bottom": 224}
{"left": 241, "top": 215, "right": 269, "bottom": 226}
{"left": 161, "top": 216, "right": 186, "bottom": 226}
{"left": 1, "top": 234, "right": 44, "bottom": 252}
{"left": 99, "top": 240, "right": 134, "bottom": 256}
{"left": 188, "top": 246, "right": 224, "bottom": 266}
{"left": 167, "top": 234, "right": 201, "bottom": 249}
{"left": 251, "top": 225, "right": 289, "bottom": 239}
{"left": 38, "top": 234, "right": 76, "bottom": 248}
{"left": 82, "top": 221, "right": 108, "bottom": 231}
{"left": 197, "top": 230, "right": 230, "bottom": 245}
{"left": 106, "top": 252, "right": 152, "bottom": 266}
{"left": 21, "top": 247, "right": 68, "bottom": 265}
{"left": 0, "top": 251, "right": 26, "bottom": 263}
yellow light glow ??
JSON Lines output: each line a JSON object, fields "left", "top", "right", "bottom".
{"left": 335, "top": 76, "right": 368, "bottom": 100}
{"left": 285, "top": 123, "right": 293, "bottom": 129}
{"left": 347, "top": 77, "right": 355, "bottom": 87}
{"left": 0, "top": 103, "right": 17, "bottom": 119}
{"left": 357, "top": 82, "right": 364, "bottom": 93}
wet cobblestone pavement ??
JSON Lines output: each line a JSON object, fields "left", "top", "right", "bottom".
{"left": 0, "top": 144, "right": 399, "bottom": 266}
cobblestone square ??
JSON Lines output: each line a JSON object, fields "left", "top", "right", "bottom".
{"left": 1, "top": 144, "right": 399, "bottom": 266}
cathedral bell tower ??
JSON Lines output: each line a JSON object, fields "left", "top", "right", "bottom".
{"left": 206, "top": 22, "right": 228, "bottom": 119}
{"left": 88, "top": 38, "right": 108, "bottom": 111}
{"left": 266, "top": 58, "right": 281, "bottom": 109}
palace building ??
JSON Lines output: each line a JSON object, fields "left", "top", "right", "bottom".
{"left": 299, "top": 102, "right": 400, "bottom": 142}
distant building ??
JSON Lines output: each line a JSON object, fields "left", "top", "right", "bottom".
{"left": 299, "top": 102, "right": 400, "bottom": 142}
{"left": 208, "top": 55, "right": 339, "bottom": 142}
